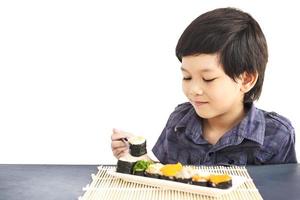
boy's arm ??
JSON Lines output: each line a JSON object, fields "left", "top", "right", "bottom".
{"left": 257, "top": 111, "right": 298, "bottom": 164}
{"left": 265, "top": 127, "right": 297, "bottom": 164}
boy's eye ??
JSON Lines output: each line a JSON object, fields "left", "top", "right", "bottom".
{"left": 203, "top": 78, "right": 216, "bottom": 82}
{"left": 183, "top": 77, "right": 191, "bottom": 80}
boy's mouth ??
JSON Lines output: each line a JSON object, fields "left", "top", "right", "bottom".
{"left": 192, "top": 101, "right": 208, "bottom": 107}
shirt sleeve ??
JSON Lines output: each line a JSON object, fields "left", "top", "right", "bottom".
{"left": 262, "top": 114, "right": 298, "bottom": 164}
{"left": 268, "top": 127, "right": 297, "bottom": 164}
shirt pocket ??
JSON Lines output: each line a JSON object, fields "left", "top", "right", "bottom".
{"left": 215, "top": 150, "right": 248, "bottom": 166}
{"left": 166, "top": 143, "right": 205, "bottom": 165}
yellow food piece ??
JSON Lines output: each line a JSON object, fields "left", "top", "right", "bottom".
{"left": 209, "top": 174, "right": 231, "bottom": 184}
{"left": 160, "top": 163, "right": 183, "bottom": 176}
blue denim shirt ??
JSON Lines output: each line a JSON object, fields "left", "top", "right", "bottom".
{"left": 152, "top": 102, "right": 297, "bottom": 165}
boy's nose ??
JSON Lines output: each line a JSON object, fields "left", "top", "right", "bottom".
{"left": 190, "top": 82, "right": 204, "bottom": 96}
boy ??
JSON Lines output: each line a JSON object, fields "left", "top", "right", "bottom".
{"left": 111, "top": 7, "right": 297, "bottom": 165}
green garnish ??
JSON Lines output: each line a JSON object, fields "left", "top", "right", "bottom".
{"left": 133, "top": 160, "right": 151, "bottom": 173}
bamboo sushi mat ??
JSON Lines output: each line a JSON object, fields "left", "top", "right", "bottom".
{"left": 79, "top": 165, "right": 262, "bottom": 200}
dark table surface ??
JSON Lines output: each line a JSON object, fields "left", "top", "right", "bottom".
{"left": 0, "top": 165, "right": 97, "bottom": 200}
{"left": 247, "top": 164, "right": 300, "bottom": 200}
{"left": 0, "top": 164, "right": 299, "bottom": 200}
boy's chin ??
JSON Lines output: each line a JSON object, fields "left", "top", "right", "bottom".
{"left": 193, "top": 107, "right": 217, "bottom": 119}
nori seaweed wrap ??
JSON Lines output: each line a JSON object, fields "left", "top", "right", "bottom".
{"left": 144, "top": 163, "right": 164, "bottom": 179}
{"left": 160, "top": 163, "right": 182, "bottom": 182}
{"left": 175, "top": 167, "right": 194, "bottom": 183}
{"left": 208, "top": 174, "right": 232, "bottom": 189}
{"left": 128, "top": 136, "right": 147, "bottom": 157}
{"left": 116, "top": 155, "right": 137, "bottom": 174}
{"left": 192, "top": 175, "right": 209, "bottom": 186}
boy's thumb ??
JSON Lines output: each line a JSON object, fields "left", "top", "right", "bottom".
{"left": 113, "top": 128, "right": 120, "bottom": 133}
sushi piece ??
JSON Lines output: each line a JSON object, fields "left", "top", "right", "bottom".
{"left": 144, "top": 163, "right": 164, "bottom": 178}
{"left": 116, "top": 154, "right": 139, "bottom": 174}
{"left": 128, "top": 136, "right": 147, "bottom": 157}
{"left": 175, "top": 166, "right": 194, "bottom": 183}
{"left": 208, "top": 174, "right": 232, "bottom": 189}
{"left": 191, "top": 170, "right": 209, "bottom": 186}
{"left": 192, "top": 175, "right": 209, "bottom": 186}
{"left": 132, "top": 160, "right": 151, "bottom": 176}
{"left": 160, "top": 162, "right": 182, "bottom": 181}
{"left": 116, "top": 160, "right": 136, "bottom": 174}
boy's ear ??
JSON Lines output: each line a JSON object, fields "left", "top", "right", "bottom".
{"left": 240, "top": 72, "right": 258, "bottom": 93}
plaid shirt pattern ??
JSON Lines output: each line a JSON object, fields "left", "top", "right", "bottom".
{"left": 152, "top": 102, "right": 297, "bottom": 165}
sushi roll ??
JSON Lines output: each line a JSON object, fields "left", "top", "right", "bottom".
{"left": 132, "top": 160, "right": 151, "bottom": 176}
{"left": 160, "top": 162, "right": 182, "bottom": 181}
{"left": 128, "top": 136, "right": 147, "bottom": 157}
{"left": 144, "top": 163, "right": 164, "bottom": 178}
{"left": 175, "top": 166, "right": 194, "bottom": 183}
{"left": 192, "top": 175, "right": 209, "bottom": 186}
{"left": 116, "top": 160, "right": 136, "bottom": 174}
{"left": 208, "top": 174, "right": 232, "bottom": 189}
{"left": 191, "top": 170, "right": 209, "bottom": 186}
{"left": 116, "top": 154, "right": 138, "bottom": 174}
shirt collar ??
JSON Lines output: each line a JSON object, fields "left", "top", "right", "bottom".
{"left": 174, "top": 104, "right": 205, "bottom": 144}
{"left": 174, "top": 102, "right": 265, "bottom": 145}
{"left": 174, "top": 105, "right": 197, "bottom": 129}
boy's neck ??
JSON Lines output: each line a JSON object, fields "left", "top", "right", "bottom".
{"left": 202, "top": 103, "right": 246, "bottom": 145}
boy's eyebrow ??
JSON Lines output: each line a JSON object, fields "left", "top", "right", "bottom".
{"left": 181, "top": 67, "right": 213, "bottom": 72}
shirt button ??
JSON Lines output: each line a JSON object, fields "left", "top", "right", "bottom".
{"left": 228, "top": 160, "right": 235, "bottom": 164}
{"left": 208, "top": 152, "right": 214, "bottom": 157}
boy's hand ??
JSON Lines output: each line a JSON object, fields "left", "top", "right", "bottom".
{"left": 111, "top": 128, "right": 134, "bottom": 159}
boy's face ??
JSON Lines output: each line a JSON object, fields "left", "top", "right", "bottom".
{"left": 181, "top": 54, "right": 244, "bottom": 119}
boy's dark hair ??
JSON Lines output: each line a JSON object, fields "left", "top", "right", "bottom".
{"left": 176, "top": 7, "right": 268, "bottom": 103}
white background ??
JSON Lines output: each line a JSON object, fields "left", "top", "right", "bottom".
{"left": 0, "top": 0, "right": 299, "bottom": 164}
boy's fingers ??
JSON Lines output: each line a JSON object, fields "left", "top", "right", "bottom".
{"left": 116, "top": 153, "right": 126, "bottom": 159}
{"left": 111, "top": 132, "right": 124, "bottom": 141}
{"left": 111, "top": 140, "right": 128, "bottom": 149}
{"left": 111, "top": 128, "right": 133, "bottom": 159}
{"left": 113, "top": 147, "right": 129, "bottom": 158}
{"left": 111, "top": 128, "right": 134, "bottom": 141}
{"left": 116, "top": 149, "right": 129, "bottom": 159}
{"left": 112, "top": 146, "right": 128, "bottom": 154}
